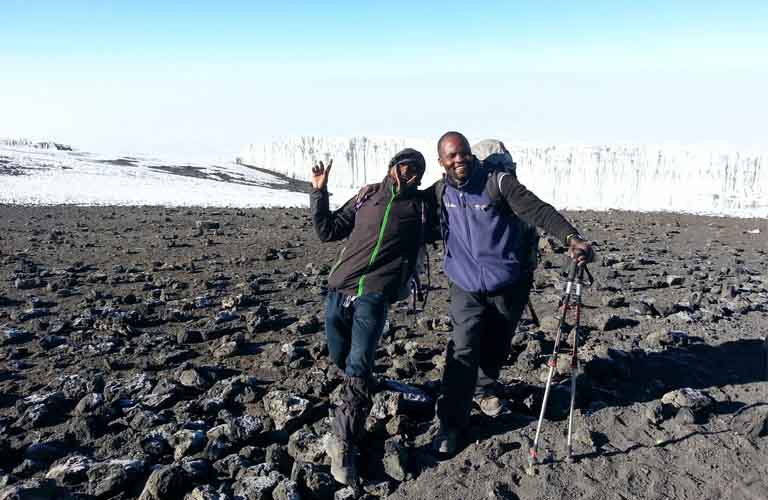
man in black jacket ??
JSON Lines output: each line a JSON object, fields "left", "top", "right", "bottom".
{"left": 310, "top": 148, "right": 432, "bottom": 485}
{"left": 426, "top": 131, "right": 595, "bottom": 455}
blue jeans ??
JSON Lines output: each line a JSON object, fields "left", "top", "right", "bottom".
{"left": 325, "top": 290, "right": 388, "bottom": 379}
{"left": 325, "top": 290, "right": 389, "bottom": 441}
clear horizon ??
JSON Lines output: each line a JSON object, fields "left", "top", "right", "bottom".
{"left": 2, "top": 1, "right": 767, "bottom": 154}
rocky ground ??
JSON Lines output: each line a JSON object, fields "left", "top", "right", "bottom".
{"left": 0, "top": 205, "right": 766, "bottom": 500}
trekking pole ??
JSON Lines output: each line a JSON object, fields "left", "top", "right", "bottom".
{"left": 409, "top": 278, "right": 419, "bottom": 328}
{"left": 565, "top": 264, "right": 587, "bottom": 462}
{"left": 528, "top": 259, "right": 579, "bottom": 470}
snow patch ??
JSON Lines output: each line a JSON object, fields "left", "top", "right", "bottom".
{"left": 0, "top": 144, "right": 312, "bottom": 207}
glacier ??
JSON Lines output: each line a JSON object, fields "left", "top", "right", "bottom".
{"left": 2, "top": 137, "right": 766, "bottom": 216}
{"left": 240, "top": 137, "right": 768, "bottom": 217}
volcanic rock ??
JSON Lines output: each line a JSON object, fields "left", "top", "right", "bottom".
{"left": 45, "top": 455, "right": 92, "bottom": 486}
{"left": 644, "top": 329, "right": 690, "bottom": 348}
{"left": 185, "top": 484, "right": 230, "bottom": 500}
{"left": 382, "top": 436, "right": 409, "bottom": 481}
{"left": 262, "top": 391, "right": 310, "bottom": 431}
{"left": 730, "top": 403, "right": 768, "bottom": 440}
{"left": 661, "top": 388, "right": 714, "bottom": 414}
{"left": 138, "top": 464, "right": 188, "bottom": 500}
{"left": 86, "top": 459, "right": 145, "bottom": 498}
{"left": 289, "top": 462, "right": 335, "bottom": 500}
{"left": 233, "top": 464, "right": 283, "bottom": 500}
{"left": 272, "top": 479, "right": 301, "bottom": 500}
{"left": 170, "top": 430, "right": 206, "bottom": 460}
{"left": 0, "top": 478, "right": 70, "bottom": 500}
{"left": 287, "top": 428, "right": 325, "bottom": 463}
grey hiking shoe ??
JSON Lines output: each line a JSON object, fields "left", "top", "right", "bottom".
{"left": 325, "top": 433, "right": 358, "bottom": 485}
{"left": 474, "top": 394, "right": 504, "bottom": 417}
{"left": 433, "top": 427, "right": 459, "bottom": 456}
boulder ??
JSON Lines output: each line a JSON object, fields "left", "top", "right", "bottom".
{"left": 138, "top": 465, "right": 188, "bottom": 500}
{"left": 263, "top": 391, "right": 310, "bottom": 431}
{"left": 661, "top": 388, "right": 714, "bottom": 414}
{"left": 87, "top": 459, "right": 145, "bottom": 498}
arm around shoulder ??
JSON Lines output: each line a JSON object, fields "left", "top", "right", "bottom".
{"left": 420, "top": 182, "right": 443, "bottom": 244}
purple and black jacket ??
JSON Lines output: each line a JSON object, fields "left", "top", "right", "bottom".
{"left": 426, "top": 163, "right": 578, "bottom": 294}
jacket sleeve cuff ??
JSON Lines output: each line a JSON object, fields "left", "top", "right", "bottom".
{"left": 310, "top": 188, "right": 330, "bottom": 212}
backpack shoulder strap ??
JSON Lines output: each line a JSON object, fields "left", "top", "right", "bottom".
{"left": 485, "top": 170, "right": 540, "bottom": 272}
{"left": 435, "top": 178, "right": 446, "bottom": 209}
{"left": 486, "top": 170, "right": 509, "bottom": 205}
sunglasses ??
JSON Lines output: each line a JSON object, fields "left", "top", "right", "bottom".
{"left": 395, "top": 161, "right": 424, "bottom": 175}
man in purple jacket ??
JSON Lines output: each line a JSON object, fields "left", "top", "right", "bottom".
{"left": 425, "top": 131, "right": 594, "bottom": 455}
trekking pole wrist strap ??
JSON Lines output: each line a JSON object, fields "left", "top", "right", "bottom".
{"left": 565, "top": 233, "right": 582, "bottom": 245}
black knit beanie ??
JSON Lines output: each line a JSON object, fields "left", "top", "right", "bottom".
{"left": 388, "top": 148, "right": 426, "bottom": 173}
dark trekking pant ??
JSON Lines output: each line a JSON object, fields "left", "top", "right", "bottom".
{"left": 324, "top": 290, "right": 388, "bottom": 441}
{"left": 437, "top": 275, "right": 532, "bottom": 430}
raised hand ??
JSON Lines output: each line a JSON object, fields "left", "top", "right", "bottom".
{"left": 311, "top": 159, "right": 333, "bottom": 191}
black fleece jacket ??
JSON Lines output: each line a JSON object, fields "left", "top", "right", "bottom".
{"left": 310, "top": 176, "right": 435, "bottom": 302}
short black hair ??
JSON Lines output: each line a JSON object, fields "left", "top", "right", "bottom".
{"left": 437, "top": 131, "right": 470, "bottom": 157}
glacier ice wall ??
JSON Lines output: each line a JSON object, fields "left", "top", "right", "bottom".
{"left": 239, "top": 137, "right": 430, "bottom": 190}
{"left": 240, "top": 138, "right": 767, "bottom": 217}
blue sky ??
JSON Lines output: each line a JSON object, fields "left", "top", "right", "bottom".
{"left": 1, "top": 1, "right": 766, "bottom": 154}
